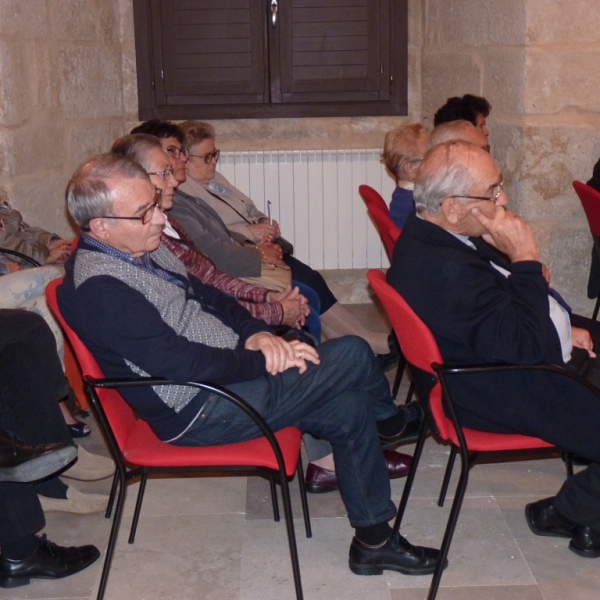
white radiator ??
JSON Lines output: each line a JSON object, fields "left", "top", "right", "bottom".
{"left": 218, "top": 149, "right": 396, "bottom": 270}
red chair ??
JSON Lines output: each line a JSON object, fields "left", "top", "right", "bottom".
{"left": 572, "top": 181, "right": 600, "bottom": 319}
{"left": 359, "top": 184, "right": 402, "bottom": 260}
{"left": 367, "top": 269, "right": 584, "bottom": 600}
{"left": 46, "top": 279, "right": 311, "bottom": 600}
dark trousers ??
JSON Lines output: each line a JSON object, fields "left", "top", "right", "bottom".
{"left": 0, "top": 309, "right": 72, "bottom": 545}
{"left": 173, "top": 336, "right": 398, "bottom": 528}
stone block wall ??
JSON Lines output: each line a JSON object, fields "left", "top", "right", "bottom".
{"left": 421, "top": 0, "right": 600, "bottom": 315}
{"left": 0, "top": 0, "right": 136, "bottom": 239}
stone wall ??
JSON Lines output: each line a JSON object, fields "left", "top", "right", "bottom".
{"left": 421, "top": 0, "right": 600, "bottom": 314}
{"left": 1, "top": 0, "right": 598, "bottom": 314}
{"left": 0, "top": 0, "right": 136, "bottom": 239}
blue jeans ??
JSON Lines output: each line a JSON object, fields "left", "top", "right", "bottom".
{"left": 174, "top": 336, "right": 398, "bottom": 528}
{"left": 292, "top": 279, "right": 321, "bottom": 341}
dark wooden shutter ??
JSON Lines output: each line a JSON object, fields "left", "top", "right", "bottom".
{"left": 272, "top": 0, "right": 390, "bottom": 104}
{"left": 151, "top": 0, "right": 268, "bottom": 106}
{"left": 133, "top": 0, "right": 408, "bottom": 119}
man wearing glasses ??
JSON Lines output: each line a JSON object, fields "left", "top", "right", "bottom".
{"left": 58, "top": 154, "right": 443, "bottom": 578}
{"left": 388, "top": 139, "right": 600, "bottom": 559}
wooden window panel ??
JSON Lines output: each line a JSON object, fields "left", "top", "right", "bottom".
{"left": 133, "top": 0, "right": 408, "bottom": 119}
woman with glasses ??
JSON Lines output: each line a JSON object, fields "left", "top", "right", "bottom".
{"left": 169, "top": 119, "right": 399, "bottom": 366}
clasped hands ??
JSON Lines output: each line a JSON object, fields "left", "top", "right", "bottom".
{"left": 267, "top": 285, "right": 311, "bottom": 329}
{"left": 245, "top": 332, "right": 320, "bottom": 375}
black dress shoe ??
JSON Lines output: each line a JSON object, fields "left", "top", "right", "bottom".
{"left": 348, "top": 530, "right": 445, "bottom": 576}
{"left": 379, "top": 402, "right": 426, "bottom": 449}
{"left": 525, "top": 497, "right": 579, "bottom": 538}
{"left": 305, "top": 450, "right": 413, "bottom": 494}
{"left": 376, "top": 333, "right": 401, "bottom": 372}
{"left": 0, "top": 430, "right": 77, "bottom": 483}
{"left": 0, "top": 534, "right": 100, "bottom": 588}
{"left": 570, "top": 525, "right": 600, "bottom": 558}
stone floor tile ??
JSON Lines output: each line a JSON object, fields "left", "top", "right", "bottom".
{"left": 390, "top": 584, "right": 544, "bottom": 599}
{"left": 100, "top": 513, "right": 245, "bottom": 600}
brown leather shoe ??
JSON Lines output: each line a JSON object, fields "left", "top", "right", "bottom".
{"left": 0, "top": 430, "right": 77, "bottom": 483}
{"left": 305, "top": 450, "right": 412, "bottom": 494}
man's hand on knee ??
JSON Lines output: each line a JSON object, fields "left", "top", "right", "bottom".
{"left": 245, "top": 333, "right": 319, "bottom": 375}
{"left": 572, "top": 326, "right": 596, "bottom": 357}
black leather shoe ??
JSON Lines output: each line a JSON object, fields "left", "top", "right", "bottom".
{"left": 348, "top": 530, "right": 445, "bottom": 576}
{"left": 570, "top": 525, "right": 600, "bottom": 558}
{"left": 0, "top": 430, "right": 77, "bottom": 483}
{"left": 379, "top": 402, "right": 426, "bottom": 449}
{"left": 525, "top": 497, "right": 578, "bottom": 538}
{"left": 376, "top": 333, "right": 401, "bottom": 372}
{"left": 305, "top": 450, "right": 413, "bottom": 493}
{"left": 0, "top": 534, "right": 100, "bottom": 588}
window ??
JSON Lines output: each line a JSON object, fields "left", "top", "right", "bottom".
{"left": 133, "top": 0, "right": 408, "bottom": 120}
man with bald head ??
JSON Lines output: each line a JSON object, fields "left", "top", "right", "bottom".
{"left": 426, "top": 120, "right": 488, "bottom": 151}
{"left": 388, "top": 140, "right": 600, "bottom": 559}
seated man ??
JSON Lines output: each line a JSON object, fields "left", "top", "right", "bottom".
{"left": 389, "top": 139, "right": 600, "bottom": 558}
{"left": 58, "top": 154, "right": 442, "bottom": 577}
{"left": 0, "top": 309, "right": 99, "bottom": 588}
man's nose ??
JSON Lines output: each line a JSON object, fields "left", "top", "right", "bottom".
{"left": 495, "top": 189, "right": 509, "bottom": 207}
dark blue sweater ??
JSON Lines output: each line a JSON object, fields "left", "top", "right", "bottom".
{"left": 58, "top": 238, "right": 272, "bottom": 441}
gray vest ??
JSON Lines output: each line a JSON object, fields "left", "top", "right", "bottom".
{"left": 74, "top": 245, "right": 239, "bottom": 411}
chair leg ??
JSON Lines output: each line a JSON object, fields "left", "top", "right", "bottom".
{"left": 427, "top": 449, "right": 471, "bottom": 600}
{"left": 128, "top": 470, "right": 148, "bottom": 544}
{"left": 269, "top": 474, "right": 280, "bottom": 522}
{"left": 392, "top": 417, "right": 429, "bottom": 533}
{"left": 391, "top": 364, "right": 403, "bottom": 400}
{"left": 438, "top": 446, "right": 457, "bottom": 507}
{"left": 564, "top": 452, "right": 574, "bottom": 478}
{"left": 295, "top": 454, "right": 312, "bottom": 538}
{"left": 96, "top": 469, "right": 128, "bottom": 600}
{"left": 279, "top": 464, "right": 304, "bottom": 600}
{"left": 593, "top": 296, "right": 600, "bottom": 321}
{"left": 105, "top": 471, "right": 119, "bottom": 519}
{"left": 405, "top": 381, "right": 414, "bottom": 405}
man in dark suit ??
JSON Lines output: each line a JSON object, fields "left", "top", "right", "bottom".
{"left": 388, "top": 139, "right": 600, "bottom": 559}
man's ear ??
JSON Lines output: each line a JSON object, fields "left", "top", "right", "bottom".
{"left": 87, "top": 217, "right": 110, "bottom": 241}
{"left": 440, "top": 197, "right": 459, "bottom": 224}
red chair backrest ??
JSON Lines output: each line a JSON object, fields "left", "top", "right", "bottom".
{"left": 367, "top": 269, "right": 454, "bottom": 441}
{"left": 359, "top": 185, "right": 402, "bottom": 260}
{"left": 359, "top": 184, "right": 389, "bottom": 214}
{"left": 573, "top": 181, "right": 600, "bottom": 238}
{"left": 46, "top": 278, "right": 138, "bottom": 451}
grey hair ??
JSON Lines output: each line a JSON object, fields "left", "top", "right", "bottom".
{"left": 110, "top": 134, "right": 164, "bottom": 171}
{"left": 381, "top": 123, "right": 429, "bottom": 182}
{"left": 179, "top": 120, "right": 216, "bottom": 150}
{"left": 66, "top": 154, "right": 150, "bottom": 231}
{"left": 414, "top": 141, "right": 483, "bottom": 214}
{"left": 427, "top": 120, "right": 480, "bottom": 151}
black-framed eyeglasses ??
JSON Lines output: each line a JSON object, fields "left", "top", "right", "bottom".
{"left": 453, "top": 175, "right": 504, "bottom": 202}
{"left": 102, "top": 188, "right": 163, "bottom": 226}
{"left": 188, "top": 149, "right": 220, "bottom": 164}
{"left": 147, "top": 167, "right": 175, "bottom": 180}
{"left": 165, "top": 146, "right": 189, "bottom": 160}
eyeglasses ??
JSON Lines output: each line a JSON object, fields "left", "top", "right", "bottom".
{"left": 165, "top": 146, "right": 189, "bottom": 160}
{"left": 188, "top": 149, "right": 220, "bottom": 164}
{"left": 102, "top": 188, "right": 163, "bottom": 226}
{"left": 147, "top": 167, "right": 175, "bottom": 180}
{"left": 453, "top": 175, "right": 504, "bottom": 202}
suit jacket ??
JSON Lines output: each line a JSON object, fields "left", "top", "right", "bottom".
{"left": 386, "top": 213, "right": 594, "bottom": 442}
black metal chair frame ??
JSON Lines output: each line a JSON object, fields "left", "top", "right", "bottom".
{"left": 393, "top": 362, "right": 591, "bottom": 600}
{"left": 0, "top": 247, "right": 41, "bottom": 267}
{"left": 84, "top": 376, "right": 311, "bottom": 600}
